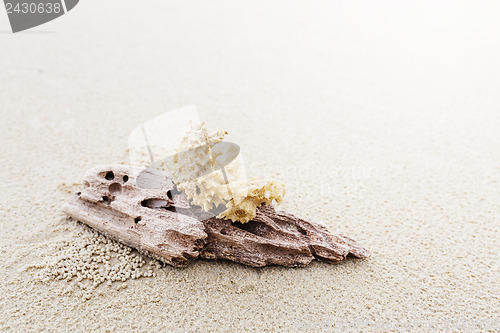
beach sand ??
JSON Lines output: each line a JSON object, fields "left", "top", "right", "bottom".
{"left": 0, "top": 1, "right": 499, "bottom": 331}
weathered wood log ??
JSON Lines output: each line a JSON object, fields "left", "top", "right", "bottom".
{"left": 63, "top": 165, "right": 370, "bottom": 268}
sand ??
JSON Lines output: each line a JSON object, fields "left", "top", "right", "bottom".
{"left": 0, "top": 1, "right": 499, "bottom": 331}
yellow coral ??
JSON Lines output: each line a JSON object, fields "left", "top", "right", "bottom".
{"left": 218, "top": 180, "right": 285, "bottom": 223}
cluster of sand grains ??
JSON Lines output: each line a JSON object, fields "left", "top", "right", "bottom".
{"left": 35, "top": 219, "right": 161, "bottom": 300}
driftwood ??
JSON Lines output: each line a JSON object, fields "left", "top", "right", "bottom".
{"left": 201, "top": 206, "right": 370, "bottom": 267}
{"left": 63, "top": 165, "right": 370, "bottom": 267}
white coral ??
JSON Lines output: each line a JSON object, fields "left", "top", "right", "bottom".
{"left": 170, "top": 124, "right": 285, "bottom": 223}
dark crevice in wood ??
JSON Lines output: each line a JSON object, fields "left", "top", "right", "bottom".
{"left": 64, "top": 165, "right": 370, "bottom": 268}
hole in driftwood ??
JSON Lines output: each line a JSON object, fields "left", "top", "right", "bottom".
{"left": 134, "top": 217, "right": 141, "bottom": 223}
{"left": 220, "top": 228, "right": 228, "bottom": 235}
{"left": 105, "top": 171, "right": 114, "bottom": 180}
{"left": 141, "top": 198, "right": 178, "bottom": 213}
{"left": 109, "top": 183, "right": 122, "bottom": 194}
{"left": 166, "top": 190, "right": 173, "bottom": 200}
{"left": 296, "top": 226, "right": 308, "bottom": 235}
{"left": 123, "top": 175, "right": 129, "bottom": 183}
{"left": 141, "top": 199, "right": 169, "bottom": 209}
{"left": 102, "top": 196, "right": 109, "bottom": 202}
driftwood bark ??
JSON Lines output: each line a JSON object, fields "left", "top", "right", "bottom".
{"left": 201, "top": 205, "right": 369, "bottom": 267}
{"left": 63, "top": 165, "right": 370, "bottom": 268}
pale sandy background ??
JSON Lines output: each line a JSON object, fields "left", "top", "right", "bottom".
{"left": 1, "top": 1, "right": 499, "bottom": 332}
